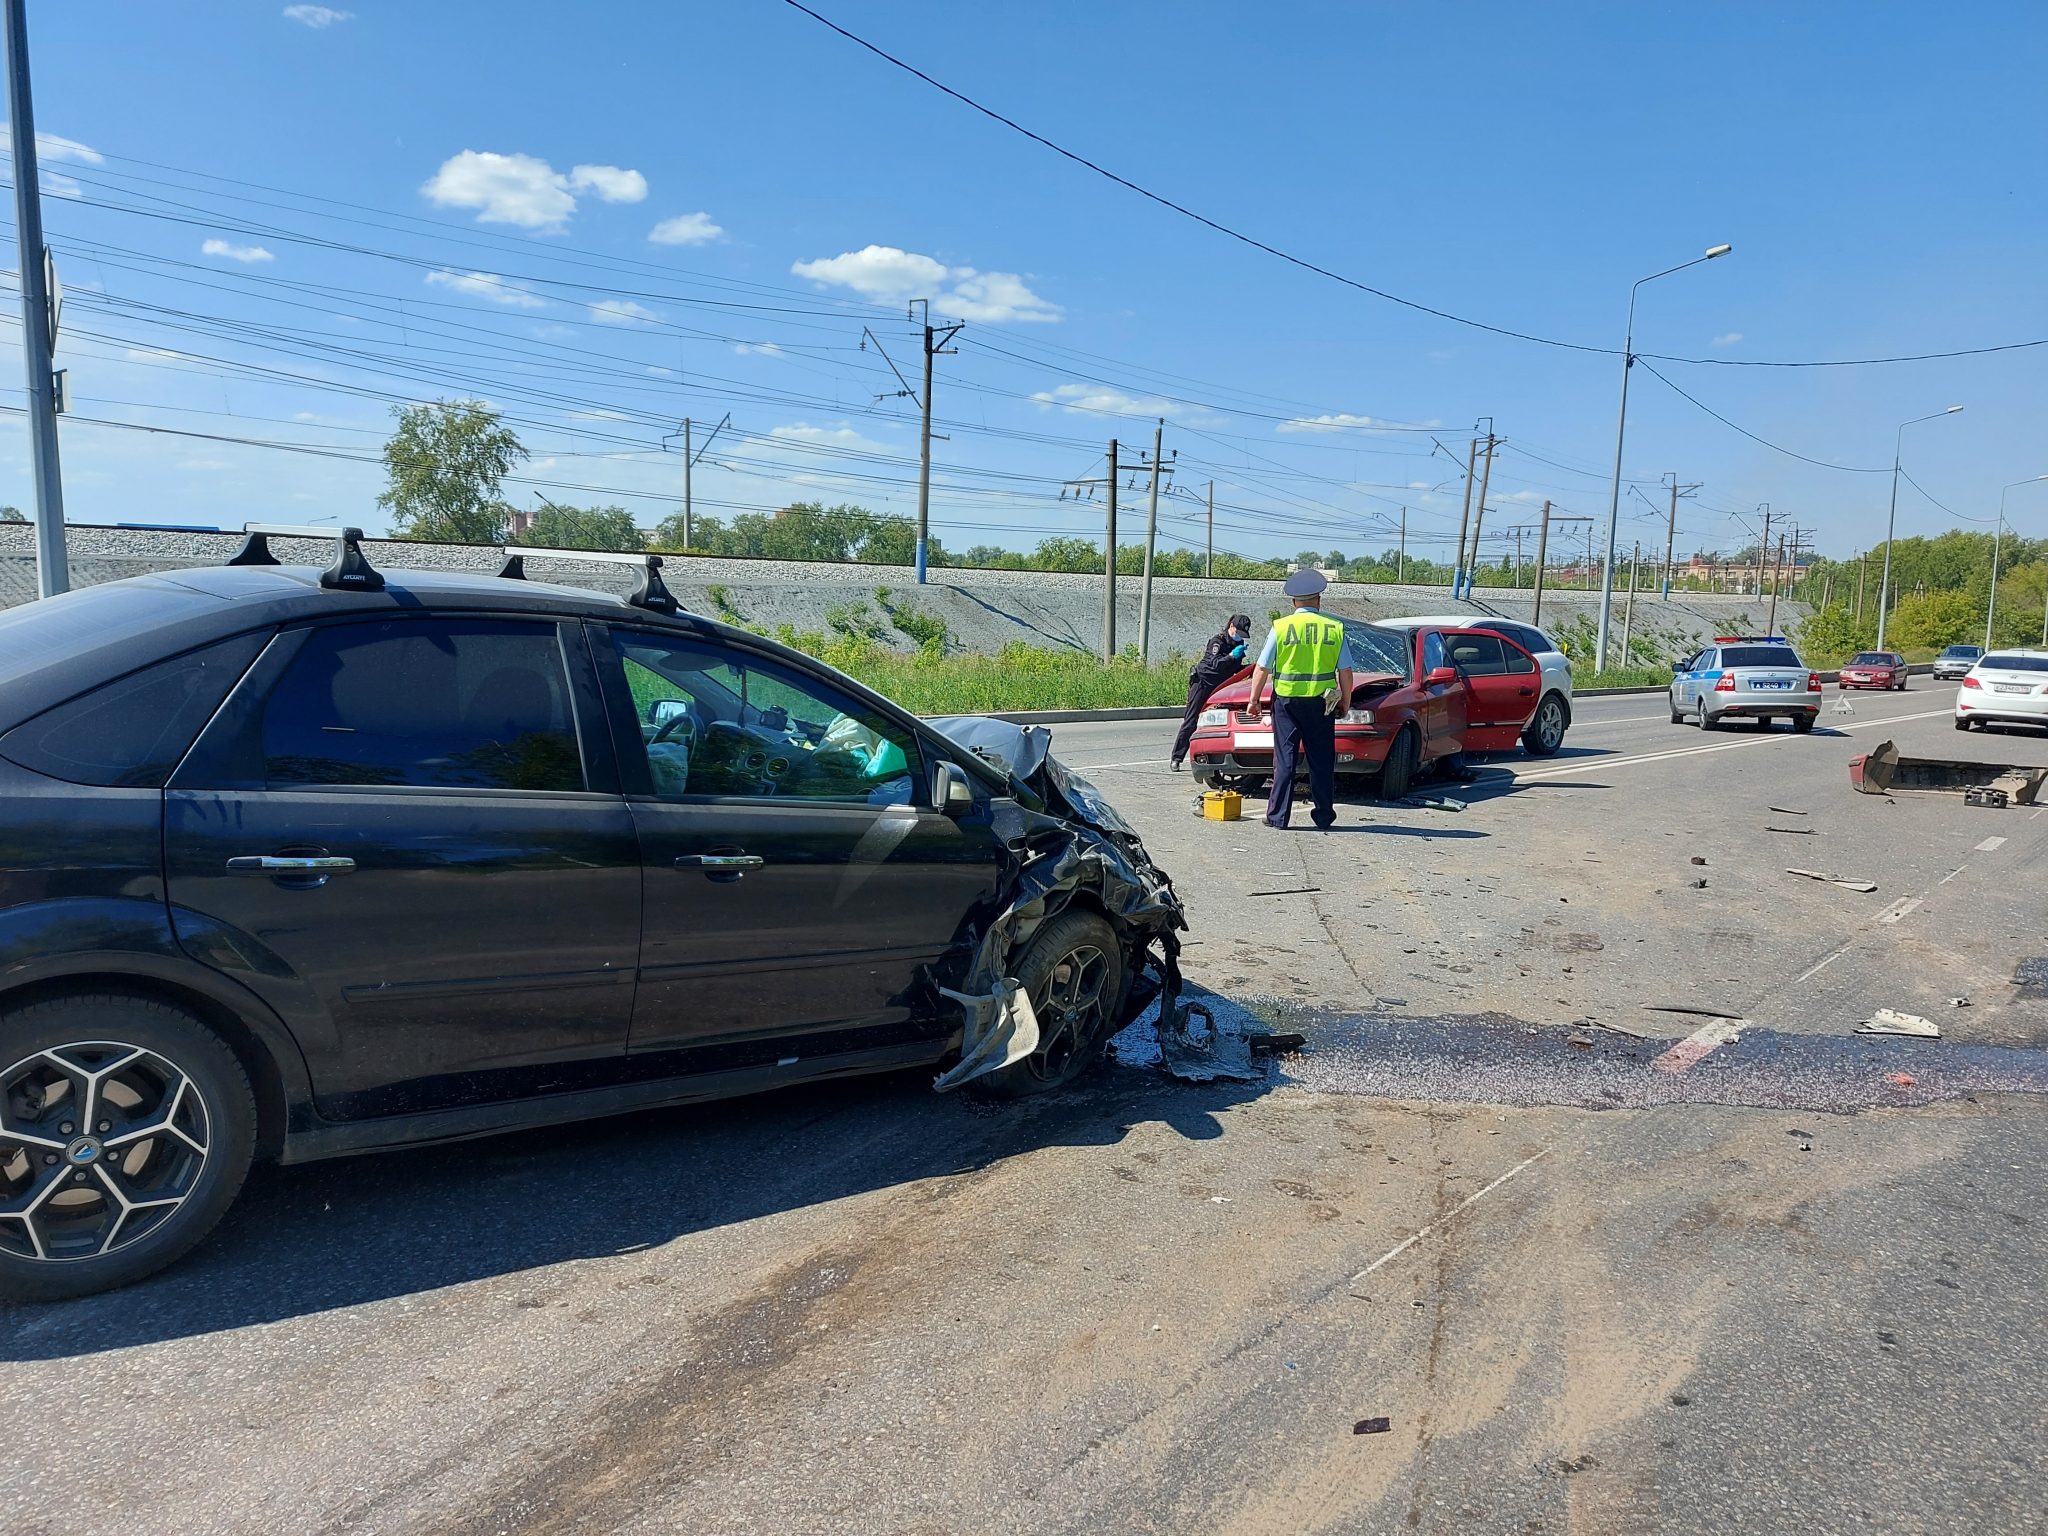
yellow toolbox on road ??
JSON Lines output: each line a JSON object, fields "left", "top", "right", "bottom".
{"left": 1201, "top": 790, "right": 1243, "bottom": 821}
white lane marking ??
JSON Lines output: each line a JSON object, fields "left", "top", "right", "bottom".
{"left": 1793, "top": 946, "right": 1854, "bottom": 984}
{"left": 1976, "top": 836, "right": 2007, "bottom": 852}
{"left": 1650, "top": 1017, "right": 1743, "bottom": 1074}
{"left": 1348, "top": 1149, "right": 1550, "bottom": 1286}
{"left": 1878, "top": 897, "right": 1924, "bottom": 925}
{"left": 1514, "top": 709, "right": 1952, "bottom": 782}
{"left": 1938, "top": 866, "right": 1966, "bottom": 885}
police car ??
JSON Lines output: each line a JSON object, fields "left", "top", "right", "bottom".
{"left": 1668, "top": 636, "right": 1822, "bottom": 732}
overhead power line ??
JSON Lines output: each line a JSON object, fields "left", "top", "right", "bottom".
{"left": 1633, "top": 360, "right": 1889, "bottom": 474}
{"left": 781, "top": 1, "right": 2048, "bottom": 370}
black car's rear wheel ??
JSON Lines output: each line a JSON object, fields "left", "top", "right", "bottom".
{"left": 0, "top": 995, "right": 256, "bottom": 1303}
{"left": 973, "top": 911, "right": 1127, "bottom": 1099}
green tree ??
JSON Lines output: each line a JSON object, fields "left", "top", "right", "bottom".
{"left": 1886, "top": 588, "right": 1979, "bottom": 651}
{"left": 378, "top": 400, "right": 526, "bottom": 544}
{"left": 512, "top": 503, "right": 642, "bottom": 551}
{"left": 0, "top": 505, "right": 24, "bottom": 522}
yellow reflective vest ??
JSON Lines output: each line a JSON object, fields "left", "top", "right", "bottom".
{"left": 1271, "top": 611, "right": 1346, "bottom": 697}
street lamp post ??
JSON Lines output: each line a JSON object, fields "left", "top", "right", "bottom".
{"left": 1874, "top": 405, "right": 1963, "bottom": 650}
{"left": 1991, "top": 474, "right": 2048, "bottom": 649}
{"left": 1596, "top": 244, "right": 1732, "bottom": 673}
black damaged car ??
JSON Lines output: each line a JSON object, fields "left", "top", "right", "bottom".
{"left": 0, "top": 534, "right": 1185, "bottom": 1300}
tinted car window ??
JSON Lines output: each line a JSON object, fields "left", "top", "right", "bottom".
{"left": 609, "top": 630, "right": 921, "bottom": 806}
{"left": 1422, "top": 632, "right": 1447, "bottom": 674}
{"left": 1983, "top": 654, "right": 2048, "bottom": 673}
{"left": 1721, "top": 646, "right": 1802, "bottom": 668}
{"left": 1447, "top": 633, "right": 1510, "bottom": 676}
{"left": 0, "top": 633, "right": 267, "bottom": 788}
{"left": 260, "top": 620, "right": 584, "bottom": 791}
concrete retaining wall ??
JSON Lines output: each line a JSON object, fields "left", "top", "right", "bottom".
{"left": 0, "top": 523, "right": 1808, "bottom": 662}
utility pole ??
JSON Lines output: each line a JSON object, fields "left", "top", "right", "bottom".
{"left": 682, "top": 419, "right": 691, "bottom": 548}
{"left": 1449, "top": 435, "right": 1479, "bottom": 596}
{"left": 914, "top": 307, "right": 963, "bottom": 585}
{"left": 1586, "top": 525, "right": 1595, "bottom": 590}
{"left": 1621, "top": 540, "right": 1640, "bottom": 662}
{"left": 1205, "top": 480, "right": 1214, "bottom": 578}
{"left": 1660, "top": 474, "right": 1699, "bottom": 598}
{"left": 1514, "top": 526, "right": 1524, "bottom": 588}
{"left": 1752, "top": 505, "right": 1772, "bottom": 607}
{"left": 1766, "top": 532, "right": 1787, "bottom": 634}
{"left": 1398, "top": 506, "right": 1407, "bottom": 583}
{"left": 1103, "top": 439, "right": 1119, "bottom": 660}
{"left": 6, "top": 0, "right": 67, "bottom": 597}
{"left": 1532, "top": 501, "right": 1551, "bottom": 624}
{"left": 1856, "top": 552, "right": 1867, "bottom": 623}
{"left": 1137, "top": 419, "right": 1170, "bottom": 661}
{"left": 664, "top": 413, "right": 728, "bottom": 551}
{"left": 1461, "top": 432, "right": 1497, "bottom": 598}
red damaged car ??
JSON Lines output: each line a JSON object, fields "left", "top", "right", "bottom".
{"left": 1186, "top": 623, "right": 1543, "bottom": 800}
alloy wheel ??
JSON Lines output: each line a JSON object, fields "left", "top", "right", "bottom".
{"left": 1024, "top": 944, "right": 1111, "bottom": 1084}
{"left": 0, "top": 1041, "right": 212, "bottom": 1264}
{"left": 1534, "top": 697, "right": 1565, "bottom": 752}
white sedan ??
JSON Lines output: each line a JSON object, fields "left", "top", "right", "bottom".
{"left": 1955, "top": 649, "right": 2048, "bottom": 731}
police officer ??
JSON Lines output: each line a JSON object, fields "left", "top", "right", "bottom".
{"left": 1170, "top": 613, "right": 1253, "bottom": 772}
{"left": 1241, "top": 569, "right": 1355, "bottom": 830}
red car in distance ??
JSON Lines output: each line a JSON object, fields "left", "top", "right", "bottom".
{"left": 1186, "top": 623, "right": 1543, "bottom": 801}
{"left": 1838, "top": 651, "right": 1908, "bottom": 690}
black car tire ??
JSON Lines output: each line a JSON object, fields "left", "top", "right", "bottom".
{"left": 1669, "top": 697, "right": 1685, "bottom": 725}
{"left": 1793, "top": 712, "right": 1815, "bottom": 733}
{"left": 972, "top": 911, "right": 1128, "bottom": 1100}
{"left": 1377, "top": 725, "right": 1418, "bottom": 802}
{"left": 1695, "top": 699, "right": 1715, "bottom": 731}
{"left": 1523, "top": 693, "right": 1568, "bottom": 756}
{"left": 1955, "top": 715, "right": 1971, "bottom": 731}
{"left": 0, "top": 993, "right": 256, "bottom": 1303}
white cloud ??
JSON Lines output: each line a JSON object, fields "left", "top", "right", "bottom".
{"left": 1408, "top": 481, "right": 1433, "bottom": 491}
{"left": 0, "top": 129, "right": 103, "bottom": 166}
{"left": 649, "top": 212, "right": 722, "bottom": 246}
{"left": 41, "top": 173, "right": 83, "bottom": 199}
{"left": 282, "top": 4, "right": 353, "bottom": 26}
{"left": 568, "top": 164, "right": 647, "bottom": 204}
{"left": 1029, "top": 382, "right": 1186, "bottom": 419}
{"left": 1278, "top": 412, "right": 1379, "bottom": 433}
{"left": 645, "top": 365, "right": 674, "bottom": 377}
{"left": 791, "top": 244, "right": 1060, "bottom": 324}
{"left": 1712, "top": 331, "right": 1743, "bottom": 348}
{"left": 733, "top": 341, "right": 782, "bottom": 357}
{"left": 202, "top": 238, "right": 275, "bottom": 264}
{"left": 421, "top": 150, "right": 645, "bottom": 232}
{"left": 124, "top": 346, "right": 187, "bottom": 362}
{"left": 590, "top": 298, "right": 661, "bottom": 326}
{"left": 424, "top": 268, "right": 544, "bottom": 307}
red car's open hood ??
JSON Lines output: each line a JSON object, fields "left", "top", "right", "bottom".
{"left": 1204, "top": 670, "right": 1406, "bottom": 705}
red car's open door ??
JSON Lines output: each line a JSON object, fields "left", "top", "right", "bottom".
{"left": 1440, "top": 629, "right": 1542, "bottom": 752}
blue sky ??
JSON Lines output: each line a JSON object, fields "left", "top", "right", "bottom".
{"left": 2, "top": 1, "right": 2044, "bottom": 568}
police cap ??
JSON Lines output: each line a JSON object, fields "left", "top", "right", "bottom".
{"left": 1283, "top": 568, "right": 1328, "bottom": 598}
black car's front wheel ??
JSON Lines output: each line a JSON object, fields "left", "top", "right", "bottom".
{"left": 0, "top": 994, "right": 256, "bottom": 1303}
{"left": 973, "top": 911, "right": 1127, "bottom": 1099}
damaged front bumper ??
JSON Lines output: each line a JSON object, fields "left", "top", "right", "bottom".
{"left": 925, "top": 717, "right": 1260, "bottom": 1089}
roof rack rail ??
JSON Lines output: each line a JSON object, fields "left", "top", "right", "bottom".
{"left": 495, "top": 546, "right": 680, "bottom": 615}
{"left": 320, "top": 527, "right": 385, "bottom": 593}
{"left": 226, "top": 532, "right": 280, "bottom": 566}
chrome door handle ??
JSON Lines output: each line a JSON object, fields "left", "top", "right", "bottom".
{"left": 674, "top": 854, "right": 764, "bottom": 870}
{"left": 227, "top": 855, "right": 356, "bottom": 873}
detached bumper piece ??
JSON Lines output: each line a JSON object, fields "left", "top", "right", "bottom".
{"left": 1850, "top": 738, "right": 2046, "bottom": 805}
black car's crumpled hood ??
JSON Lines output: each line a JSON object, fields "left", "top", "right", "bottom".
{"left": 923, "top": 715, "right": 1189, "bottom": 1089}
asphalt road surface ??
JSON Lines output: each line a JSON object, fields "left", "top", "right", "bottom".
{"left": 6, "top": 685, "right": 2045, "bottom": 1535}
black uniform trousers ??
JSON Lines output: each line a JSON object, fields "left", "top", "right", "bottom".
{"left": 1171, "top": 671, "right": 1230, "bottom": 764}
{"left": 1267, "top": 694, "right": 1337, "bottom": 829}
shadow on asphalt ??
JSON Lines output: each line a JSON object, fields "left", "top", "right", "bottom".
{"left": 1, "top": 1017, "right": 1278, "bottom": 1359}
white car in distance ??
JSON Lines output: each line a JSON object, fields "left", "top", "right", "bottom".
{"left": 1379, "top": 614, "right": 1572, "bottom": 755}
{"left": 1955, "top": 648, "right": 2048, "bottom": 732}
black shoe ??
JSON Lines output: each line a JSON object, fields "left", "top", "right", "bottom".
{"left": 1170, "top": 759, "right": 1184, "bottom": 772}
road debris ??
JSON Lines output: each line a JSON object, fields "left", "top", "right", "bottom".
{"left": 1946, "top": 996, "right": 1971, "bottom": 1008}
{"left": 1689, "top": 855, "right": 1708, "bottom": 865}
{"left": 1247, "top": 1031, "right": 1306, "bottom": 1056}
{"left": 1247, "top": 886, "right": 1321, "bottom": 897}
{"left": 1646, "top": 1004, "right": 1745, "bottom": 1018}
{"left": 1157, "top": 1002, "right": 1261, "bottom": 1083}
{"left": 1353, "top": 1417, "right": 1393, "bottom": 1436}
{"left": 1786, "top": 867, "right": 1878, "bottom": 892}
{"left": 1404, "top": 795, "right": 1467, "bottom": 812}
{"left": 1566, "top": 1032, "right": 1594, "bottom": 1049}
{"left": 1767, "top": 825, "right": 1818, "bottom": 835}
{"left": 1769, "top": 806, "right": 1809, "bottom": 816}
{"left": 1850, "top": 739, "right": 2046, "bottom": 804}
{"left": 1857, "top": 1009, "right": 1941, "bottom": 1038}
{"left": 1885, "top": 1071, "right": 1917, "bottom": 1088}
{"left": 1965, "top": 786, "right": 2010, "bottom": 809}
{"left": 1688, "top": 877, "right": 1708, "bottom": 888}
{"left": 1583, "top": 1017, "right": 1648, "bottom": 1039}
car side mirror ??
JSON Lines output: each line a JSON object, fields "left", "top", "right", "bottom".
{"left": 648, "top": 699, "right": 692, "bottom": 725}
{"left": 932, "top": 760, "right": 975, "bottom": 817}
{"left": 1424, "top": 665, "right": 1459, "bottom": 687}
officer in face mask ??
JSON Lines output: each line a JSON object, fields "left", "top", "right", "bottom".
{"left": 1171, "top": 613, "right": 1253, "bottom": 772}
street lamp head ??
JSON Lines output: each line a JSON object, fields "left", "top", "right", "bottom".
{"left": 1944, "top": 404, "right": 1963, "bottom": 413}
{"left": 1704, "top": 244, "right": 1733, "bottom": 259}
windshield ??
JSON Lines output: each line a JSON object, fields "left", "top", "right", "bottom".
{"left": 1943, "top": 646, "right": 1982, "bottom": 657}
{"left": 1722, "top": 646, "right": 1803, "bottom": 668}
{"left": 1982, "top": 655, "right": 2048, "bottom": 673}
{"left": 1848, "top": 653, "right": 1894, "bottom": 665}
{"left": 1348, "top": 624, "right": 1413, "bottom": 678}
